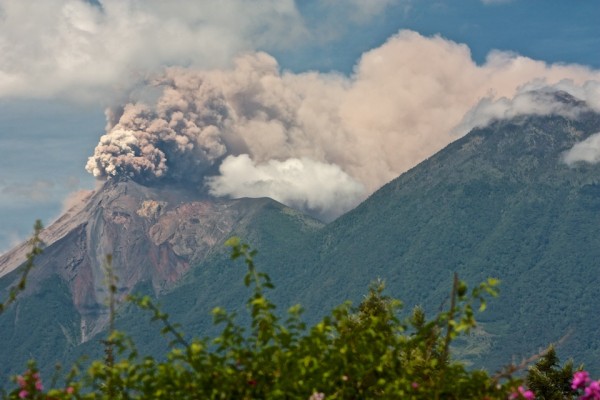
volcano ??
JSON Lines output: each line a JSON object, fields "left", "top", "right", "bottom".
{"left": 0, "top": 178, "right": 323, "bottom": 376}
{"left": 2, "top": 91, "right": 600, "bottom": 377}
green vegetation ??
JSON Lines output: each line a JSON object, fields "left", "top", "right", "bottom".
{"left": 4, "top": 113, "right": 600, "bottom": 377}
{"left": 526, "top": 347, "right": 577, "bottom": 399}
{"left": 3, "top": 112, "right": 600, "bottom": 397}
{"left": 0, "top": 220, "right": 43, "bottom": 316}
{"left": 305, "top": 113, "right": 600, "bottom": 372}
{"left": 0, "top": 236, "right": 545, "bottom": 399}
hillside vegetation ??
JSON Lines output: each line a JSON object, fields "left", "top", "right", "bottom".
{"left": 2, "top": 236, "right": 594, "bottom": 399}
{"left": 2, "top": 106, "right": 600, "bottom": 385}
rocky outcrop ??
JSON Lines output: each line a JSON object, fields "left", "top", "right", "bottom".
{"left": 0, "top": 178, "right": 321, "bottom": 341}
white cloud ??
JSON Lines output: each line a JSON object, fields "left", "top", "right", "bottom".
{"left": 206, "top": 155, "right": 365, "bottom": 221}
{"left": 452, "top": 81, "right": 600, "bottom": 136}
{"left": 0, "top": 230, "right": 23, "bottom": 257}
{"left": 0, "top": 0, "right": 412, "bottom": 103}
{"left": 0, "top": 0, "right": 305, "bottom": 100}
{"left": 0, "top": 176, "right": 95, "bottom": 210}
{"left": 0, "top": 179, "right": 55, "bottom": 203}
{"left": 563, "top": 132, "right": 600, "bottom": 165}
{"left": 84, "top": 30, "right": 600, "bottom": 220}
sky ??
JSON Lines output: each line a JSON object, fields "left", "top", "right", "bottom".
{"left": 1, "top": 0, "right": 600, "bottom": 253}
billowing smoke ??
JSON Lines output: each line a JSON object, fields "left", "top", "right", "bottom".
{"left": 86, "top": 30, "right": 600, "bottom": 220}
{"left": 206, "top": 155, "right": 365, "bottom": 221}
{"left": 86, "top": 86, "right": 230, "bottom": 182}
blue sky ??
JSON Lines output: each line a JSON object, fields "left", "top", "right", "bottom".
{"left": 1, "top": 0, "right": 600, "bottom": 252}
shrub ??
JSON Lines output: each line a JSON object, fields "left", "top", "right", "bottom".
{"left": 2, "top": 236, "right": 544, "bottom": 399}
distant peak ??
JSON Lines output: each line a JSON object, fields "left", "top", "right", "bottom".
{"left": 453, "top": 88, "right": 592, "bottom": 137}
{"left": 526, "top": 89, "right": 587, "bottom": 107}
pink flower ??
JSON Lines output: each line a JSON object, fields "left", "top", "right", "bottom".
{"left": 66, "top": 386, "right": 75, "bottom": 394}
{"left": 509, "top": 386, "right": 535, "bottom": 400}
{"left": 411, "top": 382, "right": 419, "bottom": 389}
{"left": 573, "top": 371, "right": 591, "bottom": 390}
{"left": 18, "top": 390, "right": 28, "bottom": 399}
{"left": 521, "top": 388, "right": 535, "bottom": 400}
{"left": 583, "top": 380, "right": 600, "bottom": 400}
{"left": 16, "top": 376, "right": 25, "bottom": 388}
{"left": 35, "top": 380, "right": 43, "bottom": 391}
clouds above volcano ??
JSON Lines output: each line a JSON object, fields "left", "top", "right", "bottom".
{"left": 85, "top": 30, "right": 600, "bottom": 220}
{"left": 0, "top": 0, "right": 305, "bottom": 100}
{"left": 3, "top": 0, "right": 586, "bottom": 220}
{"left": 0, "top": 0, "right": 408, "bottom": 101}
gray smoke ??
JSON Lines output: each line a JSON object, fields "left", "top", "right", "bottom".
{"left": 86, "top": 85, "right": 230, "bottom": 182}
{"left": 86, "top": 31, "right": 600, "bottom": 220}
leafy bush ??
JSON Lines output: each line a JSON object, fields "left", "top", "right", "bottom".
{"left": 1, "top": 236, "right": 582, "bottom": 399}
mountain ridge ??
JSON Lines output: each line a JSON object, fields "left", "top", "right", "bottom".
{"left": 2, "top": 97, "right": 600, "bottom": 376}
{"left": 307, "top": 107, "right": 600, "bottom": 369}
{"left": 0, "top": 177, "right": 325, "bottom": 375}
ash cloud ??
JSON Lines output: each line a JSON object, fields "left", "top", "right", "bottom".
{"left": 86, "top": 89, "right": 230, "bottom": 182}
{"left": 87, "top": 30, "right": 600, "bottom": 220}
{"left": 61, "top": 189, "right": 95, "bottom": 214}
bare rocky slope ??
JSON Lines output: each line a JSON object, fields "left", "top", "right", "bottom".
{"left": 0, "top": 178, "right": 323, "bottom": 377}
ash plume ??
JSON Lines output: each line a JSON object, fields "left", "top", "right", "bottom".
{"left": 86, "top": 86, "right": 230, "bottom": 183}
{"left": 86, "top": 31, "right": 600, "bottom": 220}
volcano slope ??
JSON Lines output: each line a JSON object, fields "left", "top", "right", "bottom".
{"left": 109, "top": 99, "right": 600, "bottom": 374}
{"left": 307, "top": 103, "right": 600, "bottom": 371}
{"left": 2, "top": 93, "right": 600, "bottom": 377}
{"left": 0, "top": 179, "right": 323, "bottom": 377}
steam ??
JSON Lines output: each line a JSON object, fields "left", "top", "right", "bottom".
{"left": 87, "top": 30, "right": 600, "bottom": 220}
{"left": 207, "top": 155, "right": 365, "bottom": 220}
